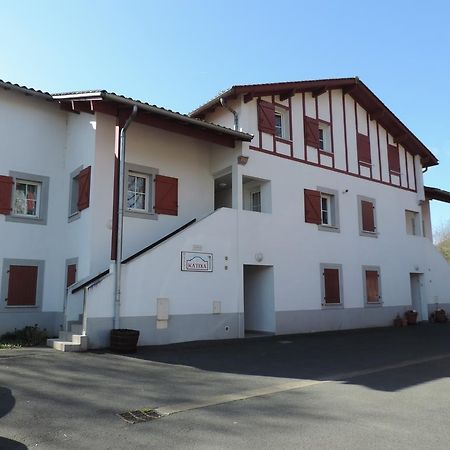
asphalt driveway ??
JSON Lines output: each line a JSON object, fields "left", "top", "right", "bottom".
{"left": 1, "top": 324, "right": 450, "bottom": 449}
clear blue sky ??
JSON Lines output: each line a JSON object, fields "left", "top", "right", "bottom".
{"left": 1, "top": 0, "right": 449, "bottom": 234}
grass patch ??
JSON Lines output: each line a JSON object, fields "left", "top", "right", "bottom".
{"left": 0, "top": 325, "right": 48, "bottom": 349}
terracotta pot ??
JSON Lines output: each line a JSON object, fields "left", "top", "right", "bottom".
{"left": 405, "top": 310, "right": 418, "bottom": 325}
{"left": 435, "top": 310, "right": 448, "bottom": 323}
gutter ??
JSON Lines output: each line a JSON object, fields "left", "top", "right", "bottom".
{"left": 114, "top": 105, "right": 138, "bottom": 330}
{"left": 220, "top": 97, "right": 239, "bottom": 131}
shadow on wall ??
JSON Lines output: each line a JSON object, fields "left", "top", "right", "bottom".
{"left": 0, "top": 387, "right": 28, "bottom": 450}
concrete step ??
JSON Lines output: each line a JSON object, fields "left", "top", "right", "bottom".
{"left": 47, "top": 334, "right": 88, "bottom": 352}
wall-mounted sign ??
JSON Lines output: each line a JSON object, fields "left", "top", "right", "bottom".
{"left": 181, "top": 252, "right": 213, "bottom": 272}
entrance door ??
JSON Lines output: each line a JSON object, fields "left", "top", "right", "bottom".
{"left": 243, "top": 265, "right": 275, "bottom": 334}
{"left": 410, "top": 273, "right": 426, "bottom": 321}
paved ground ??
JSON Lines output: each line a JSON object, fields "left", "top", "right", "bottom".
{"left": 1, "top": 324, "right": 450, "bottom": 449}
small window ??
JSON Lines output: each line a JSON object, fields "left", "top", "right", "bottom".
{"left": 6, "top": 171, "right": 49, "bottom": 225}
{"left": 304, "top": 188, "right": 340, "bottom": 232}
{"left": 321, "top": 264, "right": 343, "bottom": 307}
{"left": 13, "top": 180, "right": 41, "bottom": 217}
{"left": 318, "top": 123, "right": 331, "bottom": 152}
{"left": 127, "top": 172, "right": 150, "bottom": 212}
{"left": 251, "top": 190, "right": 261, "bottom": 212}
{"left": 358, "top": 196, "right": 377, "bottom": 237}
{"left": 274, "top": 109, "right": 290, "bottom": 140}
{"left": 124, "top": 163, "right": 157, "bottom": 219}
{"left": 363, "top": 267, "right": 381, "bottom": 305}
{"left": 405, "top": 210, "right": 420, "bottom": 236}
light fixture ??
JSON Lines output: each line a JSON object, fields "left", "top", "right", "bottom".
{"left": 237, "top": 155, "right": 249, "bottom": 165}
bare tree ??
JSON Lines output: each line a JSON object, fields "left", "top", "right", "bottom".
{"left": 435, "top": 220, "right": 450, "bottom": 263}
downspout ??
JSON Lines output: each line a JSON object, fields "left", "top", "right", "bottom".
{"left": 220, "top": 97, "right": 239, "bottom": 131}
{"left": 114, "top": 105, "right": 138, "bottom": 330}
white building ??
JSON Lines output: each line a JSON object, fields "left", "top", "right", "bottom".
{"left": 0, "top": 78, "right": 449, "bottom": 350}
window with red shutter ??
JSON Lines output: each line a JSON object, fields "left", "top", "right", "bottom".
{"left": 357, "top": 133, "right": 371, "bottom": 164}
{"left": 6, "top": 265, "right": 38, "bottom": 306}
{"left": 257, "top": 100, "right": 275, "bottom": 135}
{"left": 155, "top": 175, "right": 178, "bottom": 216}
{"left": 77, "top": 166, "right": 91, "bottom": 211}
{"left": 364, "top": 269, "right": 380, "bottom": 304}
{"left": 322, "top": 267, "right": 341, "bottom": 304}
{"left": 388, "top": 144, "right": 400, "bottom": 173}
{"left": 359, "top": 196, "right": 377, "bottom": 235}
{"left": 304, "top": 116, "right": 320, "bottom": 148}
{"left": 67, "top": 264, "right": 77, "bottom": 288}
{"left": 304, "top": 189, "right": 322, "bottom": 225}
{"left": 0, "top": 175, "right": 14, "bottom": 215}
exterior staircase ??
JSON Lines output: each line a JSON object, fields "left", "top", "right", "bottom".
{"left": 46, "top": 322, "right": 88, "bottom": 352}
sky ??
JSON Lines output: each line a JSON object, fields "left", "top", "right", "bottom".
{"left": 1, "top": 0, "right": 449, "bottom": 235}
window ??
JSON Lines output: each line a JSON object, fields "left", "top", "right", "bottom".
{"left": 405, "top": 210, "right": 420, "bottom": 236}
{"left": 274, "top": 112, "right": 283, "bottom": 138}
{"left": 4, "top": 171, "right": 49, "bottom": 225}
{"left": 124, "top": 163, "right": 158, "bottom": 219}
{"left": 358, "top": 196, "right": 377, "bottom": 237}
{"left": 320, "top": 264, "right": 343, "bottom": 306}
{"left": 363, "top": 267, "right": 381, "bottom": 305}
{"left": 68, "top": 166, "right": 91, "bottom": 221}
{"left": 321, "top": 194, "right": 331, "bottom": 225}
{"left": 251, "top": 189, "right": 261, "bottom": 212}
{"left": 274, "top": 109, "right": 290, "bottom": 140}
{"left": 1, "top": 259, "right": 45, "bottom": 310}
{"left": 127, "top": 172, "right": 150, "bottom": 212}
{"left": 13, "top": 180, "right": 40, "bottom": 217}
{"left": 318, "top": 123, "right": 331, "bottom": 152}
{"left": 304, "top": 187, "right": 340, "bottom": 232}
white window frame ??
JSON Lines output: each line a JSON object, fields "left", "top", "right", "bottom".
{"left": 317, "top": 187, "right": 340, "bottom": 233}
{"left": 6, "top": 171, "right": 49, "bottom": 226}
{"left": 274, "top": 108, "right": 290, "bottom": 140}
{"left": 13, "top": 179, "right": 41, "bottom": 218}
{"left": 127, "top": 171, "right": 150, "bottom": 213}
{"left": 124, "top": 163, "right": 158, "bottom": 220}
{"left": 318, "top": 122, "right": 331, "bottom": 153}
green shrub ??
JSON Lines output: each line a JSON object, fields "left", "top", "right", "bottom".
{"left": 0, "top": 324, "right": 48, "bottom": 347}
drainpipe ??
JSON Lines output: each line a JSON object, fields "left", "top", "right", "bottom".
{"left": 114, "top": 105, "right": 138, "bottom": 330}
{"left": 220, "top": 97, "right": 239, "bottom": 131}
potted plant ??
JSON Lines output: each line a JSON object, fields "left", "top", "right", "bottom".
{"left": 405, "top": 310, "right": 418, "bottom": 325}
{"left": 435, "top": 308, "right": 448, "bottom": 323}
{"left": 393, "top": 314, "right": 406, "bottom": 328}
{"left": 110, "top": 329, "right": 140, "bottom": 354}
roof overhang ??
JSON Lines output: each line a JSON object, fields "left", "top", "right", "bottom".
{"left": 191, "top": 77, "right": 438, "bottom": 167}
{"left": 425, "top": 186, "right": 450, "bottom": 203}
{"left": 53, "top": 91, "right": 253, "bottom": 148}
{"left": 0, "top": 79, "right": 53, "bottom": 101}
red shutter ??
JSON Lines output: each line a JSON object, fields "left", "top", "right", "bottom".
{"left": 304, "top": 189, "right": 321, "bottom": 225}
{"left": 7, "top": 265, "right": 38, "bottom": 306}
{"left": 357, "top": 133, "right": 371, "bottom": 164}
{"left": 77, "top": 166, "right": 91, "bottom": 211}
{"left": 388, "top": 144, "right": 400, "bottom": 173}
{"left": 366, "top": 270, "right": 379, "bottom": 303}
{"left": 67, "top": 264, "right": 77, "bottom": 288}
{"left": 155, "top": 175, "right": 178, "bottom": 215}
{"left": 361, "top": 200, "right": 375, "bottom": 232}
{"left": 257, "top": 100, "right": 275, "bottom": 134}
{"left": 323, "top": 268, "right": 340, "bottom": 304}
{"left": 0, "top": 175, "right": 14, "bottom": 215}
{"left": 304, "top": 116, "right": 320, "bottom": 148}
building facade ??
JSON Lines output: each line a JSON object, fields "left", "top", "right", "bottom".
{"left": 1, "top": 78, "right": 449, "bottom": 350}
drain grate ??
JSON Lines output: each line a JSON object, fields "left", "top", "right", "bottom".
{"left": 118, "top": 408, "right": 163, "bottom": 424}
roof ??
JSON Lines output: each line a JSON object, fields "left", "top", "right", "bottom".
{"left": 425, "top": 186, "right": 450, "bottom": 203}
{"left": 52, "top": 90, "right": 253, "bottom": 145}
{"left": 0, "top": 79, "right": 52, "bottom": 100}
{"left": 190, "top": 77, "right": 438, "bottom": 167}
